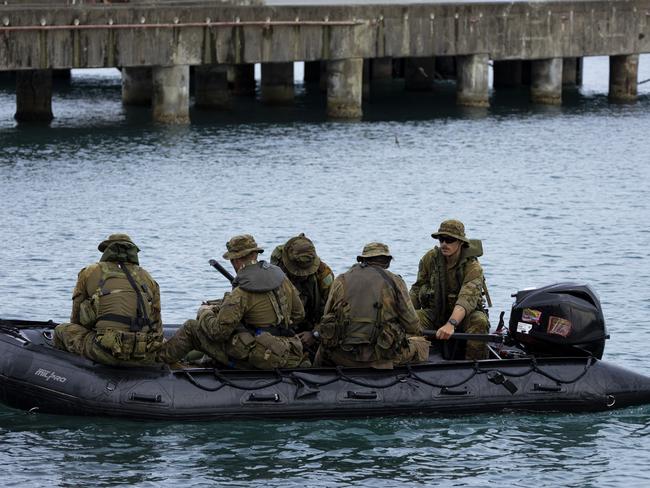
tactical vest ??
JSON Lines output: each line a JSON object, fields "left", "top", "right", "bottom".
{"left": 335, "top": 263, "right": 405, "bottom": 358}
{"left": 79, "top": 261, "right": 155, "bottom": 334}
{"left": 235, "top": 261, "right": 291, "bottom": 331}
{"left": 418, "top": 239, "right": 485, "bottom": 327}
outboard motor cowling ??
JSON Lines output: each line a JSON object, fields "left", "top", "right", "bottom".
{"left": 509, "top": 283, "right": 608, "bottom": 359}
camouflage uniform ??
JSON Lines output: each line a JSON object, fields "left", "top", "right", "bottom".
{"left": 53, "top": 234, "right": 163, "bottom": 366}
{"left": 270, "top": 234, "right": 335, "bottom": 333}
{"left": 314, "top": 242, "right": 428, "bottom": 369}
{"left": 159, "top": 235, "right": 307, "bottom": 369}
{"left": 410, "top": 220, "right": 490, "bottom": 360}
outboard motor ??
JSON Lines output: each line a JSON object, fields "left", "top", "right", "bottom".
{"left": 509, "top": 283, "right": 608, "bottom": 359}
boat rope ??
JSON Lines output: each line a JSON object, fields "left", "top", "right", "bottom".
{"left": 405, "top": 363, "right": 479, "bottom": 389}
{"left": 639, "top": 78, "right": 650, "bottom": 85}
{"left": 178, "top": 356, "right": 596, "bottom": 392}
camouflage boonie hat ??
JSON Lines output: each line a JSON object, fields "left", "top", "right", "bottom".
{"left": 98, "top": 233, "right": 139, "bottom": 252}
{"left": 282, "top": 233, "right": 321, "bottom": 277}
{"left": 357, "top": 242, "right": 393, "bottom": 261}
{"left": 222, "top": 234, "right": 264, "bottom": 260}
{"left": 431, "top": 219, "right": 470, "bottom": 245}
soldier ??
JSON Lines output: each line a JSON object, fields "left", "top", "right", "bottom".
{"left": 410, "top": 219, "right": 490, "bottom": 360}
{"left": 158, "top": 234, "right": 307, "bottom": 369}
{"left": 53, "top": 234, "right": 164, "bottom": 366}
{"left": 270, "top": 233, "right": 335, "bottom": 350}
{"left": 313, "top": 242, "right": 429, "bottom": 369}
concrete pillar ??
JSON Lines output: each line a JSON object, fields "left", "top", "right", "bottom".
{"left": 456, "top": 54, "right": 489, "bottom": 107}
{"left": 152, "top": 65, "right": 190, "bottom": 124}
{"left": 405, "top": 57, "right": 435, "bottom": 91}
{"left": 493, "top": 60, "right": 523, "bottom": 88}
{"left": 562, "top": 58, "right": 583, "bottom": 86}
{"left": 436, "top": 56, "right": 457, "bottom": 80}
{"left": 232, "top": 64, "right": 256, "bottom": 96}
{"left": 327, "top": 58, "right": 363, "bottom": 119}
{"left": 362, "top": 59, "right": 370, "bottom": 99}
{"left": 194, "top": 65, "right": 231, "bottom": 109}
{"left": 122, "top": 67, "right": 152, "bottom": 106}
{"left": 304, "top": 61, "right": 321, "bottom": 83}
{"left": 609, "top": 54, "right": 639, "bottom": 103}
{"left": 530, "top": 58, "right": 563, "bottom": 105}
{"left": 15, "top": 70, "right": 53, "bottom": 123}
{"left": 371, "top": 58, "right": 393, "bottom": 80}
{"left": 261, "top": 62, "right": 294, "bottom": 104}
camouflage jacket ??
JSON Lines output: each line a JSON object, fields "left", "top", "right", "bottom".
{"left": 319, "top": 263, "right": 421, "bottom": 341}
{"left": 198, "top": 262, "right": 305, "bottom": 341}
{"left": 71, "top": 261, "right": 162, "bottom": 335}
{"left": 271, "top": 245, "right": 335, "bottom": 331}
{"left": 409, "top": 242, "right": 486, "bottom": 327}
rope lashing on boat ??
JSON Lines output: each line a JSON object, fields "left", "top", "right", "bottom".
{"left": 179, "top": 356, "right": 596, "bottom": 392}
{"left": 180, "top": 368, "right": 285, "bottom": 392}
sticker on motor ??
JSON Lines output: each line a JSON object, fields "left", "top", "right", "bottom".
{"left": 517, "top": 322, "right": 533, "bottom": 334}
{"left": 522, "top": 308, "right": 542, "bottom": 324}
{"left": 547, "top": 316, "right": 572, "bottom": 337}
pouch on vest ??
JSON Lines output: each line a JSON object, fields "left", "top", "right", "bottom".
{"left": 228, "top": 331, "right": 256, "bottom": 360}
{"left": 255, "top": 331, "right": 290, "bottom": 357}
{"left": 95, "top": 329, "right": 124, "bottom": 358}
{"left": 79, "top": 296, "right": 99, "bottom": 327}
{"left": 376, "top": 322, "right": 400, "bottom": 353}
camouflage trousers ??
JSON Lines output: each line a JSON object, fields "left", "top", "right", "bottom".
{"left": 416, "top": 309, "right": 489, "bottom": 360}
{"left": 158, "top": 319, "right": 308, "bottom": 369}
{"left": 313, "top": 336, "right": 431, "bottom": 369}
{"left": 53, "top": 323, "right": 161, "bottom": 367}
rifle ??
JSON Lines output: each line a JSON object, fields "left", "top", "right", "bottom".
{"left": 208, "top": 259, "right": 235, "bottom": 283}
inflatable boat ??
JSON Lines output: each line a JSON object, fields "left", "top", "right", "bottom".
{"left": 1, "top": 283, "right": 649, "bottom": 420}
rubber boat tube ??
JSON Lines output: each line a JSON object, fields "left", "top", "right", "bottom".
{"left": 1, "top": 324, "right": 650, "bottom": 421}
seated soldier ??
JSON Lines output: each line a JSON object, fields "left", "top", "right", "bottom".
{"left": 158, "top": 234, "right": 308, "bottom": 369}
{"left": 54, "top": 234, "right": 164, "bottom": 366}
{"left": 270, "top": 233, "right": 335, "bottom": 352}
{"left": 410, "top": 219, "right": 490, "bottom": 360}
{"left": 313, "top": 242, "right": 429, "bottom": 369}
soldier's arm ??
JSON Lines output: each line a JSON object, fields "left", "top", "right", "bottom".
{"left": 409, "top": 253, "right": 430, "bottom": 309}
{"left": 322, "top": 277, "right": 343, "bottom": 316}
{"left": 396, "top": 277, "right": 422, "bottom": 335}
{"left": 150, "top": 279, "right": 163, "bottom": 332}
{"left": 70, "top": 266, "right": 92, "bottom": 324}
{"left": 287, "top": 280, "right": 306, "bottom": 326}
{"left": 198, "top": 288, "right": 247, "bottom": 341}
{"left": 318, "top": 262, "right": 335, "bottom": 307}
{"left": 455, "top": 259, "right": 485, "bottom": 313}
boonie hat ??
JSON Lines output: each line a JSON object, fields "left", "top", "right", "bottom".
{"left": 98, "top": 233, "right": 140, "bottom": 252}
{"left": 431, "top": 219, "right": 470, "bottom": 245}
{"left": 223, "top": 234, "right": 264, "bottom": 260}
{"left": 282, "top": 233, "right": 321, "bottom": 277}
{"left": 357, "top": 242, "right": 393, "bottom": 261}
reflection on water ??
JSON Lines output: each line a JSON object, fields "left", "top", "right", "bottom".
{"left": 1, "top": 56, "right": 650, "bottom": 486}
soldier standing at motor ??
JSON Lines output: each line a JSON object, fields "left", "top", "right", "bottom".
{"left": 313, "top": 242, "right": 429, "bottom": 369}
{"left": 53, "top": 234, "right": 164, "bottom": 366}
{"left": 410, "top": 219, "right": 490, "bottom": 360}
{"left": 158, "top": 234, "right": 308, "bottom": 369}
{"left": 270, "top": 233, "right": 335, "bottom": 351}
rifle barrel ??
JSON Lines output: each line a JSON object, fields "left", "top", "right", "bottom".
{"left": 209, "top": 259, "right": 235, "bottom": 283}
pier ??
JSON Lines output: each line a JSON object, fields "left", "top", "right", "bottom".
{"left": 0, "top": 0, "right": 648, "bottom": 123}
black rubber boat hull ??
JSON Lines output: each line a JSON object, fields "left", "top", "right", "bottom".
{"left": 2, "top": 327, "right": 650, "bottom": 420}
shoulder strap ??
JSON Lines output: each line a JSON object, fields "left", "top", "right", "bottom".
{"left": 118, "top": 262, "right": 151, "bottom": 332}
{"left": 366, "top": 265, "right": 400, "bottom": 300}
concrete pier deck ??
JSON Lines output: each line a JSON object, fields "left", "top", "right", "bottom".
{"left": 0, "top": 0, "right": 648, "bottom": 122}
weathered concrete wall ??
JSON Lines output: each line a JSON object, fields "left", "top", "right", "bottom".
{"left": 0, "top": 1, "right": 648, "bottom": 70}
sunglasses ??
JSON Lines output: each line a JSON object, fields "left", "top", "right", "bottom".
{"left": 438, "top": 236, "right": 458, "bottom": 244}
